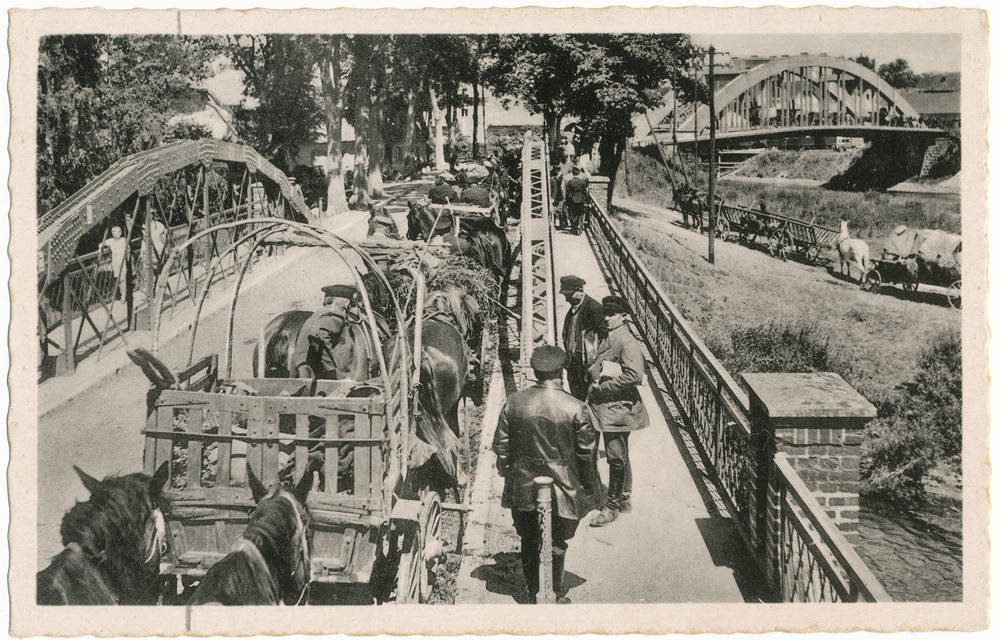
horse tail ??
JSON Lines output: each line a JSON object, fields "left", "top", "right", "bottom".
{"left": 417, "top": 353, "right": 461, "bottom": 481}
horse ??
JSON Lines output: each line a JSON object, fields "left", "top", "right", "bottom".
{"left": 187, "top": 465, "right": 314, "bottom": 606}
{"left": 252, "top": 307, "right": 379, "bottom": 381}
{"left": 673, "top": 185, "right": 703, "bottom": 231}
{"left": 406, "top": 200, "right": 511, "bottom": 282}
{"left": 405, "top": 318, "right": 469, "bottom": 489}
{"left": 37, "top": 462, "right": 170, "bottom": 605}
{"left": 837, "top": 220, "right": 871, "bottom": 284}
{"left": 366, "top": 204, "right": 402, "bottom": 240}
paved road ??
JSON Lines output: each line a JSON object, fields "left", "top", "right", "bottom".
{"left": 455, "top": 218, "right": 767, "bottom": 605}
{"left": 36, "top": 210, "right": 375, "bottom": 568}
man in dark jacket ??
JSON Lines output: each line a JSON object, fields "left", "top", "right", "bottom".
{"left": 428, "top": 176, "right": 458, "bottom": 204}
{"left": 560, "top": 275, "right": 605, "bottom": 401}
{"left": 493, "top": 345, "right": 598, "bottom": 604}
{"left": 587, "top": 296, "right": 649, "bottom": 527}
{"left": 564, "top": 165, "right": 590, "bottom": 235}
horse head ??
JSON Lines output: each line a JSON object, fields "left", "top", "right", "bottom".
{"left": 46, "top": 461, "right": 170, "bottom": 604}
{"left": 246, "top": 464, "right": 314, "bottom": 605}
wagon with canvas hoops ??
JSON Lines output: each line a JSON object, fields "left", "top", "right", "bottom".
{"left": 139, "top": 219, "right": 444, "bottom": 604}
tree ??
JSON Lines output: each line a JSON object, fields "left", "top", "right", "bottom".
{"left": 482, "top": 35, "right": 580, "bottom": 158}
{"left": 878, "top": 58, "right": 920, "bottom": 89}
{"left": 853, "top": 55, "right": 876, "bottom": 71}
{"left": 314, "top": 35, "right": 350, "bottom": 215}
{"left": 565, "top": 34, "right": 698, "bottom": 203}
{"left": 37, "top": 35, "right": 219, "bottom": 216}
{"left": 227, "top": 35, "right": 321, "bottom": 173}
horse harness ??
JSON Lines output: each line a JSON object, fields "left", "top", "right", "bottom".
{"left": 234, "top": 492, "right": 311, "bottom": 605}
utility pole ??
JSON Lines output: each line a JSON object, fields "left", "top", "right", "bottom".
{"left": 708, "top": 46, "right": 717, "bottom": 265}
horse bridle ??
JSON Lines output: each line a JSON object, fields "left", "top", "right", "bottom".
{"left": 277, "top": 492, "right": 311, "bottom": 606}
{"left": 142, "top": 507, "right": 168, "bottom": 568}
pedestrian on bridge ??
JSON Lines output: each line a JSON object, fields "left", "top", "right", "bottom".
{"left": 587, "top": 296, "right": 649, "bottom": 527}
{"left": 564, "top": 165, "right": 590, "bottom": 236}
{"left": 493, "top": 345, "right": 599, "bottom": 604}
{"left": 559, "top": 275, "right": 605, "bottom": 402}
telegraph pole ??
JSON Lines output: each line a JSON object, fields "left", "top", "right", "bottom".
{"left": 708, "top": 46, "right": 717, "bottom": 265}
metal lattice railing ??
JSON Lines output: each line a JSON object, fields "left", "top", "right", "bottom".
{"left": 584, "top": 190, "right": 889, "bottom": 603}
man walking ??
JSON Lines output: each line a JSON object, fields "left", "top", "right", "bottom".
{"left": 559, "top": 275, "right": 605, "bottom": 401}
{"left": 564, "top": 165, "right": 590, "bottom": 235}
{"left": 493, "top": 346, "right": 599, "bottom": 604}
{"left": 587, "top": 296, "right": 649, "bottom": 527}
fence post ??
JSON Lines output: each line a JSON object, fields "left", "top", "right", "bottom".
{"left": 534, "top": 476, "right": 555, "bottom": 604}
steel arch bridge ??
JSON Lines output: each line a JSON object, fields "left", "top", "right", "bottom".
{"left": 38, "top": 138, "right": 315, "bottom": 376}
{"left": 656, "top": 54, "right": 943, "bottom": 146}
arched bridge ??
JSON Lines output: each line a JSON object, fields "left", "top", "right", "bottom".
{"left": 655, "top": 54, "right": 946, "bottom": 147}
{"left": 38, "top": 139, "right": 314, "bottom": 376}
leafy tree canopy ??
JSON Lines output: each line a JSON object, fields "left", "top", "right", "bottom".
{"left": 878, "top": 57, "right": 920, "bottom": 89}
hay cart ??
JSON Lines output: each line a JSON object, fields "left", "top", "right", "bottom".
{"left": 862, "top": 227, "right": 962, "bottom": 309}
{"left": 142, "top": 219, "right": 443, "bottom": 604}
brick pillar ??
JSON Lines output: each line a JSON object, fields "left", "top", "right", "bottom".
{"left": 743, "top": 373, "right": 876, "bottom": 545}
{"left": 587, "top": 176, "right": 610, "bottom": 213}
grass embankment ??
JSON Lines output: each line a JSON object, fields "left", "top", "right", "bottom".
{"left": 614, "top": 160, "right": 962, "bottom": 505}
{"left": 624, "top": 149, "right": 960, "bottom": 252}
{"left": 728, "top": 148, "right": 862, "bottom": 181}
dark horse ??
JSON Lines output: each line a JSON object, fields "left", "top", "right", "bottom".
{"left": 37, "top": 462, "right": 170, "bottom": 605}
{"left": 252, "top": 308, "right": 379, "bottom": 381}
{"left": 187, "top": 466, "right": 314, "bottom": 606}
{"left": 405, "top": 318, "right": 469, "bottom": 487}
{"left": 406, "top": 200, "right": 512, "bottom": 282}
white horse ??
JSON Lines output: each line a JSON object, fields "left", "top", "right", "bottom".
{"left": 837, "top": 220, "right": 870, "bottom": 284}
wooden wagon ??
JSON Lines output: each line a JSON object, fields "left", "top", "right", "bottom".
{"left": 715, "top": 203, "right": 839, "bottom": 263}
{"left": 862, "top": 227, "right": 962, "bottom": 309}
{"left": 142, "top": 220, "right": 443, "bottom": 603}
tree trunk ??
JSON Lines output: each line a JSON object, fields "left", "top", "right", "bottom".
{"left": 598, "top": 133, "right": 625, "bottom": 206}
{"left": 429, "top": 85, "right": 446, "bottom": 170}
{"left": 351, "top": 35, "right": 373, "bottom": 208}
{"left": 368, "top": 61, "right": 386, "bottom": 199}
{"left": 472, "top": 81, "right": 480, "bottom": 161}
{"left": 543, "top": 110, "right": 561, "bottom": 159}
{"left": 402, "top": 79, "right": 420, "bottom": 174}
{"left": 320, "top": 37, "right": 349, "bottom": 215}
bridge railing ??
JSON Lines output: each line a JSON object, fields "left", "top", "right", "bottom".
{"left": 584, "top": 188, "right": 890, "bottom": 602}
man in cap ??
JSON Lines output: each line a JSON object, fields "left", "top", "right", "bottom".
{"left": 289, "top": 284, "right": 360, "bottom": 379}
{"left": 586, "top": 295, "right": 649, "bottom": 527}
{"left": 428, "top": 175, "right": 459, "bottom": 204}
{"left": 564, "top": 165, "right": 590, "bottom": 235}
{"left": 559, "top": 275, "right": 605, "bottom": 401}
{"left": 493, "top": 345, "right": 599, "bottom": 604}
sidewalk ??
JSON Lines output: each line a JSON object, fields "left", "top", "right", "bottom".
{"left": 454, "top": 224, "right": 758, "bottom": 604}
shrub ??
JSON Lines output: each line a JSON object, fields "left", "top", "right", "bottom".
{"left": 724, "top": 321, "right": 830, "bottom": 375}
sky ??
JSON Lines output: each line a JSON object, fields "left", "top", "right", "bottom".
{"left": 691, "top": 33, "right": 962, "bottom": 75}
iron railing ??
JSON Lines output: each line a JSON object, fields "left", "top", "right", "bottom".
{"left": 584, "top": 190, "right": 889, "bottom": 603}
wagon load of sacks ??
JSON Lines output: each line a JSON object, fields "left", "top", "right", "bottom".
{"left": 884, "top": 225, "right": 961, "bottom": 284}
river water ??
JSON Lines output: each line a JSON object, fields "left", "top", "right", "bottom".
{"left": 856, "top": 499, "right": 963, "bottom": 602}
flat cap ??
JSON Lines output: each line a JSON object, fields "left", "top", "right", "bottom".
{"left": 530, "top": 345, "right": 568, "bottom": 373}
{"left": 602, "top": 295, "right": 630, "bottom": 316}
{"left": 559, "top": 275, "right": 586, "bottom": 293}
{"left": 322, "top": 284, "right": 359, "bottom": 300}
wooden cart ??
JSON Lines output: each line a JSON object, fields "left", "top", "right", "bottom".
{"left": 143, "top": 220, "right": 443, "bottom": 603}
{"left": 715, "top": 203, "right": 839, "bottom": 263}
{"left": 864, "top": 249, "right": 962, "bottom": 309}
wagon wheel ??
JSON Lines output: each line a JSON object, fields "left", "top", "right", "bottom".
{"left": 902, "top": 281, "right": 918, "bottom": 293}
{"left": 715, "top": 218, "right": 732, "bottom": 242}
{"left": 863, "top": 269, "right": 882, "bottom": 294}
{"left": 777, "top": 229, "right": 795, "bottom": 260}
{"left": 394, "top": 489, "right": 443, "bottom": 604}
{"left": 804, "top": 243, "right": 822, "bottom": 263}
{"left": 766, "top": 232, "right": 781, "bottom": 257}
{"left": 947, "top": 280, "right": 962, "bottom": 309}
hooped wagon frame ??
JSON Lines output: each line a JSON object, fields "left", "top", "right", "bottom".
{"left": 141, "top": 218, "right": 444, "bottom": 603}
{"left": 863, "top": 248, "right": 962, "bottom": 309}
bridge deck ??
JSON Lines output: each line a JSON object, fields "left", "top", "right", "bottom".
{"left": 454, "top": 224, "right": 766, "bottom": 604}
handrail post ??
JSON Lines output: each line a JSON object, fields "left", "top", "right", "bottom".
{"left": 534, "top": 476, "right": 555, "bottom": 604}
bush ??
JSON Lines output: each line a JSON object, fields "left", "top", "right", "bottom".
{"left": 724, "top": 321, "right": 830, "bottom": 375}
{"left": 860, "top": 328, "right": 962, "bottom": 502}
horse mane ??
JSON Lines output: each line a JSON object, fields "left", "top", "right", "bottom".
{"left": 416, "top": 346, "right": 462, "bottom": 480}
{"left": 53, "top": 471, "right": 164, "bottom": 604}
